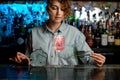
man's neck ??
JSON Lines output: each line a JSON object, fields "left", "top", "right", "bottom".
{"left": 47, "top": 20, "right": 62, "bottom": 32}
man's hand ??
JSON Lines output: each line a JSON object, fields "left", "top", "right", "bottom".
{"left": 90, "top": 53, "right": 106, "bottom": 67}
{"left": 9, "top": 52, "right": 30, "bottom": 65}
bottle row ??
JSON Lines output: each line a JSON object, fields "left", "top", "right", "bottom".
{"left": 65, "top": 16, "right": 120, "bottom": 48}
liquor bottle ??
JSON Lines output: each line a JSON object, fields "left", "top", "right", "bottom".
{"left": 94, "top": 28, "right": 101, "bottom": 48}
{"left": 107, "top": 20, "right": 115, "bottom": 46}
{"left": 101, "top": 21, "right": 108, "bottom": 46}
{"left": 108, "top": 32, "right": 114, "bottom": 46}
{"left": 73, "top": 17, "right": 78, "bottom": 28}
{"left": 116, "top": 21, "right": 120, "bottom": 30}
{"left": 81, "top": 24, "right": 85, "bottom": 34}
{"left": 114, "top": 29, "right": 120, "bottom": 46}
{"left": 86, "top": 26, "right": 94, "bottom": 47}
{"left": 94, "top": 20, "right": 102, "bottom": 48}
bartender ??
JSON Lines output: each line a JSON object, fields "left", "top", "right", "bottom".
{"left": 9, "top": 0, "right": 106, "bottom": 67}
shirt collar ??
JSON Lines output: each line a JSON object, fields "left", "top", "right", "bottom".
{"left": 42, "top": 21, "right": 67, "bottom": 34}
{"left": 59, "top": 21, "right": 67, "bottom": 33}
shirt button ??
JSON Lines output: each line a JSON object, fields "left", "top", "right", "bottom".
{"left": 51, "top": 55, "right": 53, "bottom": 58}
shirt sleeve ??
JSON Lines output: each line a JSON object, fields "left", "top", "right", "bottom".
{"left": 25, "top": 32, "right": 33, "bottom": 58}
{"left": 75, "top": 31, "right": 94, "bottom": 65}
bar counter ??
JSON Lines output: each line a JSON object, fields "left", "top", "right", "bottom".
{"left": 0, "top": 64, "right": 120, "bottom": 80}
